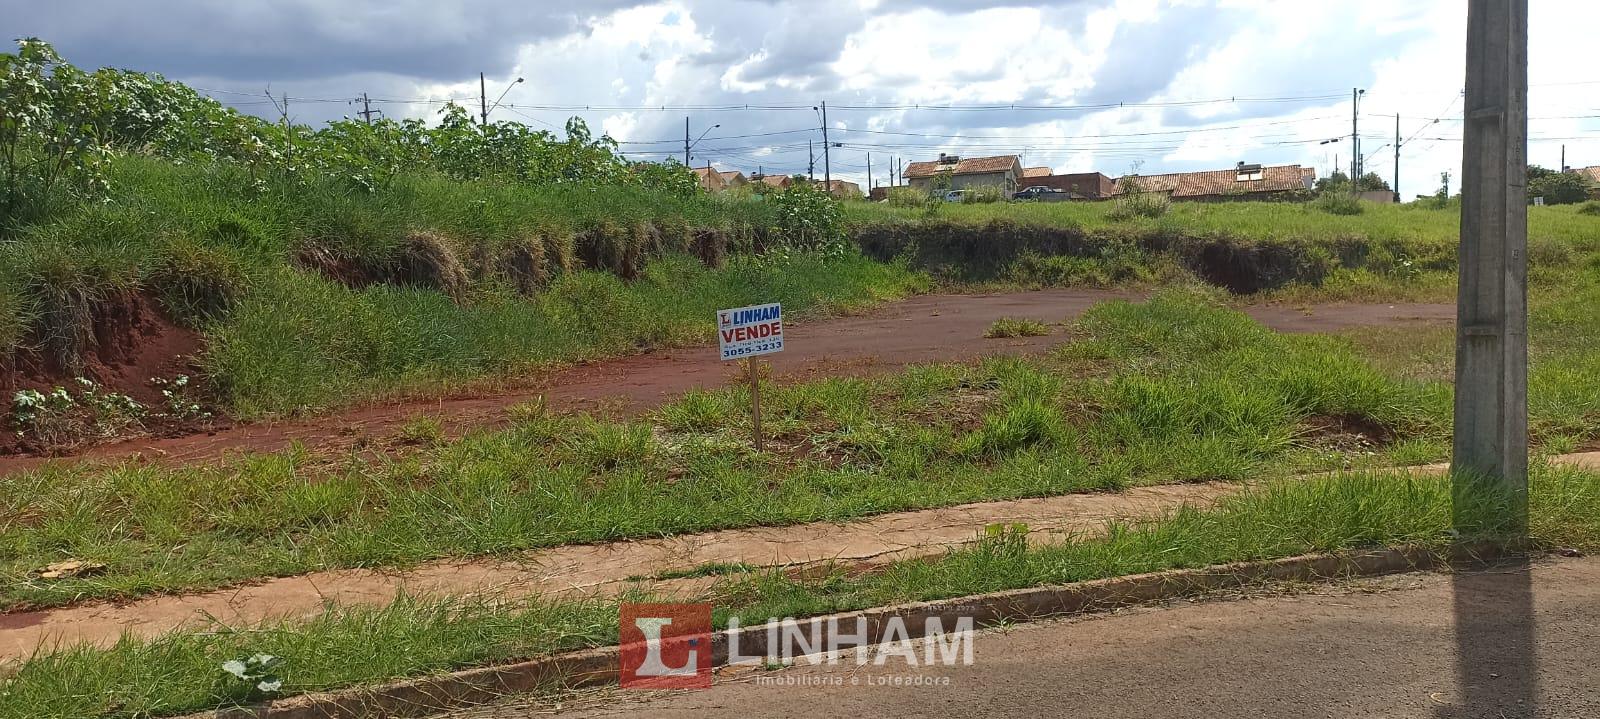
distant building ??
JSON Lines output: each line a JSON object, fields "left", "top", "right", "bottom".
{"left": 692, "top": 166, "right": 728, "bottom": 192}
{"left": 1017, "top": 172, "right": 1117, "bottom": 199}
{"left": 903, "top": 154, "right": 1024, "bottom": 193}
{"left": 719, "top": 170, "right": 749, "bottom": 188}
{"left": 815, "top": 179, "right": 863, "bottom": 199}
{"left": 1570, "top": 166, "right": 1600, "bottom": 199}
{"left": 1112, "top": 163, "right": 1315, "bottom": 202}
{"left": 1021, "top": 166, "right": 1052, "bottom": 179}
{"left": 751, "top": 173, "right": 795, "bottom": 190}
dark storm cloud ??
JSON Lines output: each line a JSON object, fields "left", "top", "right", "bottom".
{"left": 0, "top": 0, "right": 639, "bottom": 81}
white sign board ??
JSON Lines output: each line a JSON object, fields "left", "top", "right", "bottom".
{"left": 718, "top": 302, "right": 784, "bottom": 361}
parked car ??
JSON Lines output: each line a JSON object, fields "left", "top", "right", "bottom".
{"left": 1013, "top": 186, "right": 1066, "bottom": 201}
{"left": 942, "top": 189, "right": 966, "bottom": 202}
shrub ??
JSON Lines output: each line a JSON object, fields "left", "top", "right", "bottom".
{"left": 1529, "top": 172, "right": 1591, "bottom": 205}
{"left": 1106, "top": 191, "right": 1170, "bottom": 220}
{"left": 769, "top": 182, "right": 845, "bottom": 253}
{"left": 885, "top": 187, "right": 936, "bottom": 208}
{"left": 1311, "top": 192, "right": 1364, "bottom": 216}
{"left": 960, "top": 185, "right": 1005, "bottom": 204}
{"left": 1577, "top": 201, "right": 1600, "bottom": 216}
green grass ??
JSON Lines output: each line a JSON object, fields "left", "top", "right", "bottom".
{"left": 4, "top": 464, "right": 1596, "bottom": 719}
{"left": 848, "top": 199, "right": 1600, "bottom": 300}
{"left": 844, "top": 197, "right": 1600, "bottom": 247}
{"left": 6, "top": 272, "right": 1599, "bottom": 611}
{"left": 206, "top": 251, "right": 921, "bottom": 416}
{"left": 984, "top": 317, "right": 1051, "bottom": 338}
{"left": 0, "top": 157, "right": 922, "bottom": 417}
{"left": 0, "top": 292, "right": 1451, "bottom": 610}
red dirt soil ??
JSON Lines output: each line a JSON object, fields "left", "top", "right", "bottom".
{"left": 0, "top": 289, "right": 1454, "bottom": 474}
{"left": 0, "top": 293, "right": 209, "bottom": 456}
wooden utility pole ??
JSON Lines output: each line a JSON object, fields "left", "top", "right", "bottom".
{"left": 1454, "top": 0, "right": 1529, "bottom": 528}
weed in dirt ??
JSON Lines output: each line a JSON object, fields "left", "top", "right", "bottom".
{"left": 394, "top": 416, "right": 444, "bottom": 447}
{"left": 6, "top": 465, "right": 1595, "bottom": 719}
{"left": 984, "top": 317, "right": 1050, "bottom": 339}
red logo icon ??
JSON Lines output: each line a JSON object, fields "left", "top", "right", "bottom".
{"left": 619, "top": 602, "right": 713, "bottom": 689}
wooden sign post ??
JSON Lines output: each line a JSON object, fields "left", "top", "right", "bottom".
{"left": 746, "top": 357, "right": 763, "bottom": 451}
{"left": 717, "top": 302, "right": 783, "bottom": 451}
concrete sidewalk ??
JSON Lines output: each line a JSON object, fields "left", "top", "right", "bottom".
{"left": 445, "top": 557, "right": 1600, "bottom": 719}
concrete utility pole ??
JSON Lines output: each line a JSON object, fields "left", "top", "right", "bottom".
{"left": 1394, "top": 113, "right": 1401, "bottom": 202}
{"left": 808, "top": 140, "right": 815, "bottom": 180}
{"left": 356, "top": 92, "right": 379, "bottom": 125}
{"left": 1351, "top": 88, "right": 1364, "bottom": 181}
{"left": 867, "top": 151, "right": 872, "bottom": 191}
{"left": 684, "top": 116, "right": 691, "bottom": 166}
{"left": 1453, "top": 0, "right": 1529, "bottom": 526}
{"left": 479, "top": 72, "right": 488, "bottom": 126}
{"left": 821, "top": 101, "right": 832, "bottom": 187}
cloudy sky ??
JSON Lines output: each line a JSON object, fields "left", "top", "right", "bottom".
{"left": 5, "top": 0, "right": 1598, "bottom": 196}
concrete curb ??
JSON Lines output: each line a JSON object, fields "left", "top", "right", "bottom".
{"left": 188, "top": 543, "right": 1516, "bottom": 719}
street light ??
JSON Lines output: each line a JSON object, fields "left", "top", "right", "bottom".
{"left": 685, "top": 122, "right": 720, "bottom": 166}
{"left": 488, "top": 77, "right": 524, "bottom": 118}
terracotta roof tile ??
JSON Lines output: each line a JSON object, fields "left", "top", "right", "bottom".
{"left": 1573, "top": 166, "right": 1600, "bottom": 184}
{"left": 1022, "top": 166, "right": 1052, "bottom": 177}
{"left": 1113, "top": 164, "right": 1313, "bottom": 198}
{"left": 903, "top": 155, "right": 1021, "bottom": 178}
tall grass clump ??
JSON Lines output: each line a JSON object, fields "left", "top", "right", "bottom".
{"left": 1105, "top": 191, "right": 1170, "bottom": 221}
{"left": 1311, "top": 192, "right": 1364, "bottom": 215}
{"left": 960, "top": 185, "right": 1005, "bottom": 204}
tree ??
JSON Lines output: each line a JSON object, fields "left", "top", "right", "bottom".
{"left": 1356, "top": 172, "right": 1391, "bottom": 192}
{"left": 1315, "top": 170, "right": 1389, "bottom": 195}
{"left": 1529, "top": 171, "right": 1590, "bottom": 205}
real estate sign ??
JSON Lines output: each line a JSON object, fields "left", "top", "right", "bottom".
{"left": 717, "top": 303, "right": 784, "bottom": 361}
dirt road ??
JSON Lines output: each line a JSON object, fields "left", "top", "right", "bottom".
{"left": 0, "top": 290, "right": 1453, "bottom": 475}
{"left": 459, "top": 557, "right": 1600, "bottom": 719}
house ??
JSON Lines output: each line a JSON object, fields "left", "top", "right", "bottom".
{"left": 719, "top": 170, "right": 748, "bottom": 189}
{"left": 1021, "top": 166, "right": 1052, "bottom": 179}
{"left": 1112, "top": 163, "right": 1315, "bottom": 202}
{"left": 1571, "top": 166, "right": 1600, "bottom": 199}
{"left": 750, "top": 173, "right": 795, "bottom": 190}
{"left": 1016, "top": 172, "right": 1117, "bottom": 199}
{"left": 691, "top": 166, "right": 728, "bottom": 192}
{"left": 903, "top": 154, "right": 1024, "bottom": 193}
{"left": 815, "top": 179, "right": 863, "bottom": 199}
